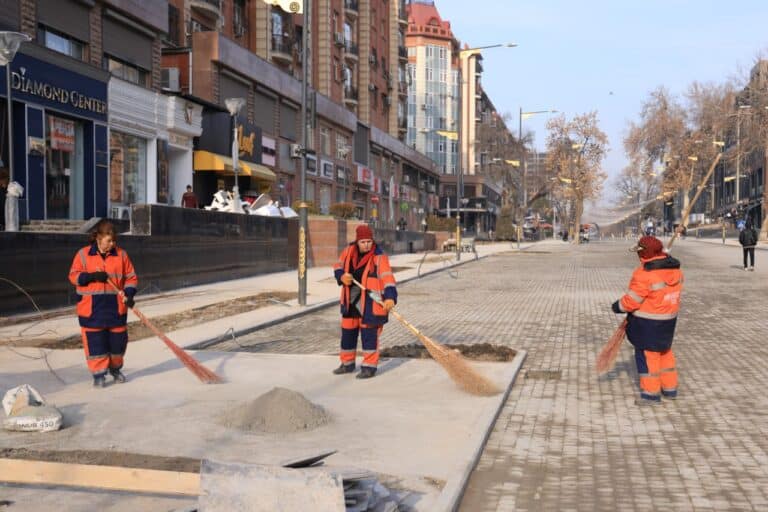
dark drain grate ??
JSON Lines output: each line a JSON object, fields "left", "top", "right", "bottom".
{"left": 525, "top": 369, "right": 562, "bottom": 380}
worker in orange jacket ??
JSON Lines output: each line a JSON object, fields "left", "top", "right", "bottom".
{"left": 68, "top": 220, "right": 138, "bottom": 387}
{"left": 332, "top": 224, "right": 397, "bottom": 379}
{"left": 612, "top": 235, "right": 683, "bottom": 405}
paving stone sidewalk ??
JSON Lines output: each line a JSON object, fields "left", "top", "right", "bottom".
{"left": 217, "top": 239, "right": 768, "bottom": 511}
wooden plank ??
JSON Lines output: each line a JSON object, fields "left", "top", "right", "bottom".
{"left": 0, "top": 459, "right": 200, "bottom": 496}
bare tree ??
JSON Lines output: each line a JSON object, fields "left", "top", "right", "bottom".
{"left": 546, "top": 112, "right": 609, "bottom": 241}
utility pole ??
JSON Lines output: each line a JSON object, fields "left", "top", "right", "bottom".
{"left": 298, "top": 0, "right": 312, "bottom": 306}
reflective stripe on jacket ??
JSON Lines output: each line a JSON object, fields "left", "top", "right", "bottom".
{"left": 333, "top": 243, "right": 397, "bottom": 325}
{"left": 68, "top": 244, "right": 138, "bottom": 328}
{"left": 618, "top": 255, "right": 683, "bottom": 351}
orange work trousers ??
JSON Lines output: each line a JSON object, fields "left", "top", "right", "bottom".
{"left": 81, "top": 326, "right": 128, "bottom": 377}
{"left": 339, "top": 317, "right": 382, "bottom": 369}
{"left": 635, "top": 348, "right": 678, "bottom": 401}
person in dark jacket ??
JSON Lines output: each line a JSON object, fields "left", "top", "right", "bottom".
{"left": 739, "top": 221, "right": 758, "bottom": 271}
{"left": 332, "top": 225, "right": 397, "bottom": 379}
{"left": 68, "top": 220, "right": 138, "bottom": 387}
{"left": 612, "top": 236, "right": 683, "bottom": 405}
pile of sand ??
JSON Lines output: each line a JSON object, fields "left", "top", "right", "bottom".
{"left": 222, "top": 387, "right": 330, "bottom": 434}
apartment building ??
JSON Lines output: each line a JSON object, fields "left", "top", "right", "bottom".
{"left": 0, "top": 0, "right": 203, "bottom": 222}
{"left": 162, "top": 0, "right": 437, "bottom": 225}
{"left": 405, "top": 0, "right": 459, "bottom": 176}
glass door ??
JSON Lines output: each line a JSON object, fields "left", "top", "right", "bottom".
{"left": 46, "top": 114, "right": 83, "bottom": 219}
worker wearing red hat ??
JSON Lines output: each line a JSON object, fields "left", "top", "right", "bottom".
{"left": 68, "top": 220, "right": 138, "bottom": 388}
{"left": 612, "top": 235, "right": 683, "bottom": 405}
{"left": 332, "top": 224, "right": 397, "bottom": 379}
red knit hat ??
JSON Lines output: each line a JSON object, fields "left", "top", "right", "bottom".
{"left": 355, "top": 224, "right": 374, "bottom": 241}
{"left": 630, "top": 235, "right": 664, "bottom": 259}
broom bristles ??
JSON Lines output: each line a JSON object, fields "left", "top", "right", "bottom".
{"left": 596, "top": 319, "right": 627, "bottom": 375}
{"left": 416, "top": 331, "right": 500, "bottom": 396}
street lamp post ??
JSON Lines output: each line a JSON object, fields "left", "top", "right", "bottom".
{"left": 297, "top": 0, "right": 312, "bottom": 306}
{"left": 1, "top": 31, "right": 31, "bottom": 232}
{"left": 456, "top": 43, "right": 516, "bottom": 259}
{"left": 517, "top": 107, "right": 557, "bottom": 248}
{"left": 224, "top": 97, "right": 246, "bottom": 213}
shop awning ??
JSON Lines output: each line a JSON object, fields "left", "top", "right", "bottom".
{"left": 193, "top": 150, "right": 276, "bottom": 181}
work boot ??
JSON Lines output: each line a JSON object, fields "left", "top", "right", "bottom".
{"left": 93, "top": 375, "right": 107, "bottom": 388}
{"left": 356, "top": 367, "right": 377, "bottom": 379}
{"left": 110, "top": 369, "right": 127, "bottom": 383}
{"left": 332, "top": 364, "right": 355, "bottom": 375}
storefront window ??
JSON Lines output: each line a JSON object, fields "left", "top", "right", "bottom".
{"left": 110, "top": 131, "right": 147, "bottom": 205}
{"left": 46, "top": 114, "right": 84, "bottom": 219}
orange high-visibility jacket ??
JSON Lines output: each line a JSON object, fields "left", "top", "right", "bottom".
{"left": 333, "top": 244, "right": 397, "bottom": 325}
{"left": 617, "top": 254, "right": 683, "bottom": 351}
{"left": 68, "top": 244, "right": 138, "bottom": 328}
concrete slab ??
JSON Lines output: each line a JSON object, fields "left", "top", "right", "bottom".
{"left": 0, "top": 344, "right": 524, "bottom": 511}
{"left": 199, "top": 460, "right": 345, "bottom": 511}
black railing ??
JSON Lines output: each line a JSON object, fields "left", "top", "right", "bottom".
{"left": 345, "top": 86, "right": 359, "bottom": 101}
{"left": 271, "top": 35, "right": 293, "bottom": 55}
{"left": 345, "top": 41, "right": 359, "bottom": 55}
{"left": 398, "top": 46, "right": 408, "bottom": 59}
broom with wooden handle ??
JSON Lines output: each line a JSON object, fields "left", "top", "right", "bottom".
{"left": 351, "top": 279, "right": 499, "bottom": 396}
{"left": 104, "top": 278, "right": 223, "bottom": 384}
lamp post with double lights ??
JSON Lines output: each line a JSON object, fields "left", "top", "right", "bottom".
{"left": 456, "top": 42, "right": 516, "bottom": 259}
{"left": 517, "top": 108, "right": 557, "bottom": 248}
{"left": 224, "top": 97, "right": 246, "bottom": 213}
{"left": 1, "top": 32, "right": 30, "bottom": 232}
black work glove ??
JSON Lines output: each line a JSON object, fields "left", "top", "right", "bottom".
{"left": 123, "top": 295, "right": 135, "bottom": 308}
{"left": 83, "top": 271, "right": 108, "bottom": 284}
{"left": 611, "top": 301, "right": 622, "bottom": 314}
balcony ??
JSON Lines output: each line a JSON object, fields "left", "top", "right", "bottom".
{"left": 398, "top": 45, "right": 408, "bottom": 62}
{"left": 344, "top": 41, "right": 359, "bottom": 63}
{"left": 190, "top": 0, "right": 222, "bottom": 19}
{"left": 398, "top": 80, "right": 408, "bottom": 97}
{"left": 344, "top": 86, "right": 359, "bottom": 107}
{"left": 344, "top": 0, "right": 359, "bottom": 20}
{"left": 398, "top": 116, "right": 407, "bottom": 132}
{"left": 271, "top": 35, "right": 294, "bottom": 64}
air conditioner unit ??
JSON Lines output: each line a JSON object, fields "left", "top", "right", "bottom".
{"left": 290, "top": 143, "right": 304, "bottom": 158}
{"left": 334, "top": 32, "right": 345, "bottom": 46}
{"left": 160, "top": 67, "right": 180, "bottom": 92}
{"left": 368, "top": 83, "right": 376, "bottom": 91}
{"left": 369, "top": 54, "right": 376, "bottom": 65}
{"left": 110, "top": 205, "right": 131, "bottom": 221}
{"left": 383, "top": 96, "right": 391, "bottom": 107}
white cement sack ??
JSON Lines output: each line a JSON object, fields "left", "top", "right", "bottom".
{"left": 2, "top": 385, "right": 45, "bottom": 416}
{"left": 2, "top": 405, "right": 63, "bottom": 432}
{"left": 2, "top": 385, "right": 62, "bottom": 432}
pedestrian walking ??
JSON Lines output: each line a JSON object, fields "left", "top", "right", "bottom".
{"left": 332, "top": 224, "right": 397, "bottom": 379}
{"left": 68, "top": 220, "right": 138, "bottom": 387}
{"left": 739, "top": 221, "right": 758, "bottom": 271}
{"left": 612, "top": 235, "right": 683, "bottom": 405}
{"left": 181, "top": 185, "right": 199, "bottom": 208}
{"left": 397, "top": 217, "right": 407, "bottom": 231}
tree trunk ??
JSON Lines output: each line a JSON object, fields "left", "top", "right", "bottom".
{"left": 762, "top": 144, "right": 768, "bottom": 240}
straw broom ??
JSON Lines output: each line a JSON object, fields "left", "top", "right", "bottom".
{"left": 105, "top": 278, "right": 223, "bottom": 384}
{"left": 352, "top": 279, "right": 499, "bottom": 396}
{"left": 595, "top": 319, "right": 627, "bottom": 375}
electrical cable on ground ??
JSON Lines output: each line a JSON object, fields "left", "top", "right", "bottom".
{"left": 0, "top": 276, "right": 66, "bottom": 384}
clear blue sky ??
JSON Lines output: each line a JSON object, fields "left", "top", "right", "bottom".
{"left": 432, "top": 0, "right": 768, "bottom": 200}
